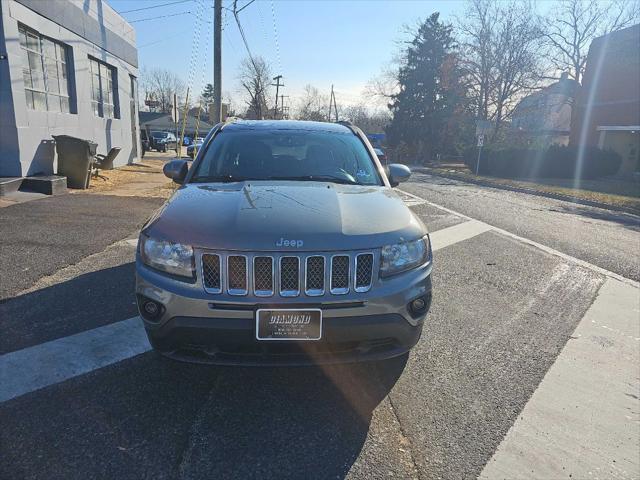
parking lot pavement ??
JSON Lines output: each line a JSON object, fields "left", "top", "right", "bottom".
{"left": 1, "top": 182, "right": 638, "bottom": 479}
{"left": 0, "top": 194, "right": 164, "bottom": 300}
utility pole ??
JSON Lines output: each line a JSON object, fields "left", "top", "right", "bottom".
{"left": 280, "top": 95, "right": 289, "bottom": 119}
{"left": 271, "top": 75, "right": 283, "bottom": 119}
{"left": 212, "top": 0, "right": 222, "bottom": 123}
{"left": 329, "top": 85, "right": 338, "bottom": 122}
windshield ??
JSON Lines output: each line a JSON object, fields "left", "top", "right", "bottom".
{"left": 190, "top": 129, "right": 381, "bottom": 185}
{"left": 151, "top": 132, "right": 168, "bottom": 138}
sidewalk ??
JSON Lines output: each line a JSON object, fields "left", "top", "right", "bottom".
{"left": 418, "top": 166, "right": 640, "bottom": 215}
{"left": 78, "top": 152, "right": 176, "bottom": 198}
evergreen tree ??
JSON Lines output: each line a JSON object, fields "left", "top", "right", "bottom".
{"left": 386, "top": 13, "right": 471, "bottom": 162}
{"left": 201, "top": 83, "right": 215, "bottom": 106}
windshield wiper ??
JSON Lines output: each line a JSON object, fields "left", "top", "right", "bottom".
{"left": 266, "top": 175, "right": 358, "bottom": 185}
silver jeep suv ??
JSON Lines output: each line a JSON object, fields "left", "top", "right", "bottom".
{"left": 136, "top": 120, "right": 432, "bottom": 365}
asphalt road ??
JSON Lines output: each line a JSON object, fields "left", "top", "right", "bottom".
{"left": 401, "top": 172, "right": 640, "bottom": 282}
{"left": 0, "top": 178, "right": 637, "bottom": 479}
{"left": 0, "top": 194, "right": 164, "bottom": 300}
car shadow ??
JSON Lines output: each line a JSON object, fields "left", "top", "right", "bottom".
{"left": 1, "top": 351, "right": 407, "bottom": 479}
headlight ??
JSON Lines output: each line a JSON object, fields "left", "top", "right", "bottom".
{"left": 140, "top": 234, "right": 194, "bottom": 278}
{"left": 380, "top": 236, "right": 431, "bottom": 277}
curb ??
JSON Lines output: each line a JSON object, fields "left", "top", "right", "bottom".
{"left": 414, "top": 167, "right": 640, "bottom": 217}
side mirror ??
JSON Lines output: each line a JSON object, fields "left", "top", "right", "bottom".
{"left": 387, "top": 163, "right": 411, "bottom": 187}
{"left": 163, "top": 159, "right": 188, "bottom": 184}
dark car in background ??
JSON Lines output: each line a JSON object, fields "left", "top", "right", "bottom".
{"left": 150, "top": 131, "right": 178, "bottom": 152}
{"left": 186, "top": 137, "right": 205, "bottom": 159}
{"left": 374, "top": 147, "right": 387, "bottom": 165}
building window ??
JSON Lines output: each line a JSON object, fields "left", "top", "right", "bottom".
{"left": 89, "top": 57, "right": 118, "bottom": 119}
{"left": 18, "top": 25, "right": 71, "bottom": 113}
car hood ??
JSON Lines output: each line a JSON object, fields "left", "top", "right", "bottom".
{"left": 144, "top": 182, "right": 426, "bottom": 251}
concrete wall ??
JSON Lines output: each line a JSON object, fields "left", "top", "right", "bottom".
{"left": 0, "top": 0, "right": 140, "bottom": 177}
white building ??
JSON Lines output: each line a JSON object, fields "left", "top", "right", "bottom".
{"left": 0, "top": 0, "right": 140, "bottom": 181}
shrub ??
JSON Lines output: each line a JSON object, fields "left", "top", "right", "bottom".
{"left": 464, "top": 145, "right": 622, "bottom": 179}
{"left": 463, "top": 146, "right": 492, "bottom": 175}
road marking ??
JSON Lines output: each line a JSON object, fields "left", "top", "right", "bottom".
{"left": 429, "top": 220, "right": 492, "bottom": 252}
{"left": 481, "top": 278, "right": 640, "bottom": 479}
{"left": 0, "top": 317, "right": 150, "bottom": 403}
{"left": 0, "top": 219, "right": 496, "bottom": 403}
{"left": 2, "top": 192, "right": 636, "bottom": 404}
{"left": 399, "top": 189, "right": 640, "bottom": 287}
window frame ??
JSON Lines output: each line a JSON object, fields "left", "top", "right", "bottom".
{"left": 88, "top": 57, "right": 119, "bottom": 119}
{"left": 18, "top": 24, "right": 72, "bottom": 113}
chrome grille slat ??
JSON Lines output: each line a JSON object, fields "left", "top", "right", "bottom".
{"left": 355, "top": 253, "right": 374, "bottom": 292}
{"left": 305, "top": 256, "right": 325, "bottom": 296}
{"left": 227, "top": 255, "right": 248, "bottom": 295}
{"left": 330, "top": 255, "right": 350, "bottom": 294}
{"left": 253, "top": 256, "right": 274, "bottom": 296}
{"left": 201, "top": 254, "right": 221, "bottom": 293}
{"left": 280, "top": 256, "right": 300, "bottom": 297}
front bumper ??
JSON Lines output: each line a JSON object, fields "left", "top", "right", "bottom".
{"left": 136, "top": 258, "right": 432, "bottom": 365}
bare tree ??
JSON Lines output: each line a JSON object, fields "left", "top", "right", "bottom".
{"left": 540, "top": 0, "right": 640, "bottom": 84}
{"left": 140, "top": 67, "right": 186, "bottom": 113}
{"left": 363, "top": 69, "right": 399, "bottom": 106}
{"left": 295, "top": 84, "right": 329, "bottom": 122}
{"left": 341, "top": 103, "right": 391, "bottom": 133}
{"left": 458, "top": 0, "right": 543, "bottom": 138}
{"left": 237, "top": 56, "right": 272, "bottom": 120}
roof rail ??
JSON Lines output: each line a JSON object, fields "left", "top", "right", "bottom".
{"left": 219, "top": 117, "right": 239, "bottom": 130}
{"left": 335, "top": 120, "right": 357, "bottom": 133}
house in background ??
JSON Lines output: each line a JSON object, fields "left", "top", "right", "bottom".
{"left": 511, "top": 72, "right": 579, "bottom": 147}
{"left": 139, "top": 111, "right": 214, "bottom": 140}
{"left": 570, "top": 24, "right": 640, "bottom": 177}
{"left": 0, "top": 0, "right": 140, "bottom": 184}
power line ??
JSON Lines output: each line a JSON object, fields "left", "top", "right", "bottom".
{"left": 186, "top": 0, "right": 206, "bottom": 89}
{"left": 236, "top": 0, "right": 256, "bottom": 14}
{"left": 138, "top": 29, "right": 192, "bottom": 49}
{"left": 119, "top": 0, "right": 192, "bottom": 14}
{"left": 129, "top": 11, "right": 192, "bottom": 23}
{"left": 270, "top": 0, "right": 282, "bottom": 74}
{"left": 233, "top": 0, "right": 260, "bottom": 76}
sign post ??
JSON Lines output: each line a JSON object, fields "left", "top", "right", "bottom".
{"left": 475, "top": 120, "right": 491, "bottom": 176}
{"left": 476, "top": 134, "right": 484, "bottom": 175}
{"left": 172, "top": 93, "right": 179, "bottom": 157}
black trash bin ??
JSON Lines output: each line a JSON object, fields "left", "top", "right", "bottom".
{"left": 52, "top": 135, "right": 98, "bottom": 189}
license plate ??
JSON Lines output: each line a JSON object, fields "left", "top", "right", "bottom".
{"left": 256, "top": 309, "right": 322, "bottom": 341}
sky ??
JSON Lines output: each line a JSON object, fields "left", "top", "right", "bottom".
{"left": 105, "top": 0, "right": 468, "bottom": 111}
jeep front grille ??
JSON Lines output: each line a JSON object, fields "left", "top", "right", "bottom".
{"left": 305, "top": 256, "right": 325, "bottom": 296}
{"left": 330, "top": 255, "right": 350, "bottom": 294}
{"left": 202, "top": 254, "right": 221, "bottom": 293}
{"left": 200, "top": 251, "right": 375, "bottom": 297}
{"left": 253, "top": 256, "right": 274, "bottom": 296}
{"left": 280, "top": 256, "right": 300, "bottom": 296}
{"left": 355, "top": 253, "right": 374, "bottom": 292}
{"left": 227, "top": 255, "right": 248, "bottom": 295}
